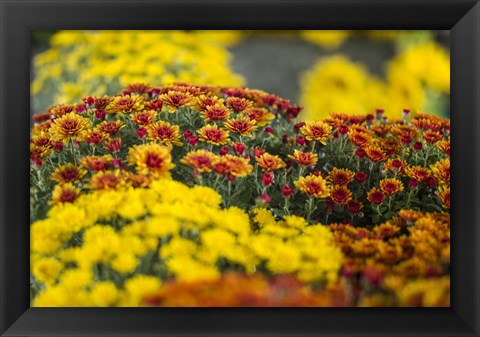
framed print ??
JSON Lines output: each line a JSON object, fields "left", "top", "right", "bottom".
{"left": 1, "top": 0, "right": 479, "bottom": 336}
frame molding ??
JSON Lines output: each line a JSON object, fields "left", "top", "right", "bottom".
{"left": 1, "top": 0, "right": 479, "bottom": 336}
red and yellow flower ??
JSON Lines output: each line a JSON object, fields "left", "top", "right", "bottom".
{"left": 300, "top": 121, "right": 332, "bottom": 145}
{"left": 294, "top": 174, "right": 330, "bottom": 198}
{"left": 146, "top": 121, "right": 183, "bottom": 146}
{"left": 89, "top": 170, "right": 124, "bottom": 190}
{"left": 159, "top": 90, "right": 193, "bottom": 113}
{"left": 106, "top": 95, "right": 145, "bottom": 115}
{"left": 224, "top": 117, "right": 258, "bottom": 137}
{"left": 51, "top": 163, "right": 87, "bottom": 184}
{"left": 327, "top": 168, "right": 355, "bottom": 186}
{"left": 330, "top": 185, "right": 353, "bottom": 204}
{"left": 288, "top": 150, "right": 318, "bottom": 167}
{"left": 98, "top": 120, "right": 124, "bottom": 136}
{"left": 365, "top": 145, "right": 387, "bottom": 162}
{"left": 80, "top": 128, "right": 109, "bottom": 146}
{"left": 131, "top": 110, "right": 157, "bottom": 126}
{"left": 180, "top": 150, "right": 217, "bottom": 173}
{"left": 127, "top": 143, "right": 174, "bottom": 178}
{"left": 436, "top": 185, "right": 450, "bottom": 208}
{"left": 379, "top": 178, "right": 404, "bottom": 196}
{"left": 197, "top": 125, "right": 229, "bottom": 145}
{"left": 243, "top": 108, "right": 275, "bottom": 126}
{"left": 367, "top": 187, "right": 385, "bottom": 205}
{"left": 49, "top": 112, "right": 92, "bottom": 142}
{"left": 256, "top": 153, "right": 286, "bottom": 172}
{"left": 79, "top": 155, "right": 113, "bottom": 172}
{"left": 50, "top": 183, "right": 81, "bottom": 205}
{"left": 226, "top": 97, "right": 253, "bottom": 113}
{"left": 430, "top": 159, "right": 450, "bottom": 185}
{"left": 200, "top": 103, "right": 231, "bottom": 122}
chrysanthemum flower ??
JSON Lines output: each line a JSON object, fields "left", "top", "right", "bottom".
{"left": 379, "top": 178, "right": 404, "bottom": 195}
{"left": 300, "top": 121, "right": 332, "bottom": 145}
{"left": 197, "top": 124, "right": 229, "bottom": 145}
{"left": 436, "top": 139, "right": 450, "bottom": 156}
{"left": 193, "top": 95, "right": 224, "bottom": 111}
{"left": 223, "top": 154, "right": 253, "bottom": 177}
{"left": 49, "top": 112, "right": 92, "bottom": 142}
{"left": 347, "top": 199, "right": 363, "bottom": 213}
{"left": 89, "top": 170, "right": 124, "bottom": 190}
{"left": 365, "top": 145, "right": 387, "bottom": 162}
{"left": 159, "top": 90, "right": 193, "bottom": 113}
{"left": 50, "top": 183, "right": 80, "bottom": 205}
{"left": 243, "top": 107, "right": 275, "bottom": 126}
{"left": 200, "top": 103, "right": 230, "bottom": 122}
{"left": 330, "top": 185, "right": 352, "bottom": 204}
{"left": 79, "top": 155, "right": 113, "bottom": 172}
{"left": 224, "top": 117, "right": 258, "bottom": 136}
{"left": 127, "top": 143, "right": 174, "bottom": 178}
{"left": 127, "top": 172, "right": 151, "bottom": 188}
{"left": 145, "top": 121, "right": 183, "bottom": 146}
{"left": 327, "top": 167, "right": 355, "bottom": 186}
{"left": 288, "top": 150, "right": 318, "bottom": 167}
{"left": 80, "top": 128, "right": 109, "bottom": 146}
{"left": 51, "top": 163, "right": 87, "bottom": 184}
{"left": 349, "top": 130, "right": 373, "bottom": 147}
{"left": 256, "top": 153, "right": 286, "bottom": 172}
{"left": 31, "top": 133, "right": 52, "bottom": 148}
{"left": 226, "top": 97, "right": 253, "bottom": 113}
{"left": 131, "top": 110, "right": 157, "bottom": 127}
{"left": 423, "top": 130, "right": 444, "bottom": 144}
{"left": 30, "top": 143, "right": 52, "bottom": 163}
{"left": 436, "top": 185, "right": 450, "bottom": 208}
{"left": 126, "top": 82, "right": 151, "bottom": 95}
{"left": 106, "top": 95, "right": 145, "bottom": 115}
{"left": 210, "top": 156, "right": 232, "bottom": 175}
{"left": 294, "top": 174, "right": 330, "bottom": 198}
{"left": 430, "top": 158, "right": 450, "bottom": 185}
{"left": 105, "top": 138, "right": 122, "bottom": 152}
{"left": 384, "top": 158, "right": 406, "bottom": 175}
{"left": 367, "top": 187, "right": 385, "bottom": 205}
{"left": 48, "top": 103, "right": 77, "bottom": 117}
{"left": 98, "top": 120, "right": 124, "bottom": 136}
{"left": 405, "top": 166, "right": 430, "bottom": 183}
{"left": 180, "top": 150, "right": 217, "bottom": 173}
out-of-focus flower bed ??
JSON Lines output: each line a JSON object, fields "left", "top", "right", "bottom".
{"left": 30, "top": 83, "right": 450, "bottom": 307}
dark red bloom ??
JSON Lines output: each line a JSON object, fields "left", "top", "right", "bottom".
{"left": 219, "top": 146, "right": 229, "bottom": 156}
{"left": 424, "top": 176, "right": 437, "bottom": 188}
{"left": 355, "top": 171, "right": 368, "bottom": 183}
{"left": 261, "top": 173, "right": 274, "bottom": 187}
{"left": 296, "top": 135, "right": 306, "bottom": 146}
{"left": 260, "top": 193, "right": 271, "bottom": 204}
{"left": 281, "top": 185, "right": 294, "bottom": 198}
{"left": 188, "top": 136, "right": 199, "bottom": 146}
{"left": 95, "top": 109, "right": 107, "bottom": 120}
{"left": 136, "top": 127, "right": 147, "bottom": 138}
{"left": 355, "top": 148, "right": 366, "bottom": 158}
{"left": 413, "top": 141, "right": 423, "bottom": 151}
{"left": 232, "top": 143, "right": 246, "bottom": 155}
{"left": 264, "top": 126, "right": 274, "bottom": 134}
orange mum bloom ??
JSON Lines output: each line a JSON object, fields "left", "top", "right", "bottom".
{"left": 80, "top": 128, "right": 109, "bottom": 145}
{"left": 106, "top": 95, "right": 145, "bottom": 115}
{"left": 200, "top": 103, "right": 231, "bottom": 122}
{"left": 31, "top": 133, "right": 51, "bottom": 148}
{"left": 330, "top": 185, "right": 352, "bottom": 204}
{"left": 49, "top": 112, "right": 92, "bottom": 142}
{"left": 98, "top": 120, "right": 124, "bottom": 136}
{"left": 365, "top": 145, "right": 387, "bottom": 162}
{"left": 48, "top": 104, "right": 77, "bottom": 117}
{"left": 349, "top": 130, "right": 373, "bottom": 147}
{"left": 430, "top": 158, "right": 450, "bottom": 185}
{"left": 226, "top": 97, "right": 253, "bottom": 113}
{"left": 294, "top": 174, "right": 330, "bottom": 198}
{"left": 327, "top": 168, "right": 355, "bottom": 186}
{"left": 89, "top": 170, "right": 124, "bottom": 190}
{"left": 131, "top": 110, "right": 157, "bottom": 126}
{"left": 180, "top": 150, "right": 217, "bottom": 173}
{"left": 243, "top": 107, "right": 275, "bottom": 126}
{"left": 300, "top": 121, "right": 332, "bottom": 145}
{"left": 127, "top": 143, "right": 174, "bottom": 178}
{"left": 146, "top": 121, "right": 183, "bottom": 146}
{"left": 384, "top": 158, "right": 407, "bottom": 175}
{"left": 436, "top": 139, "right": 450, "bottom": 156}
{"left": 405, "top": 166, "right": 430, "bottom": 182}
{"left": 379, "top": 178, "right": 404, "bottom": 195}
{"left": 288, "top": 150, "right": 318, "bottom": 167}
{"left": 436, "top": 185, "right": 450, "bottom": 208}
{"left": 367, "top": 187, "right": 385, "bottom": 205}
{"left": 197, "top": 124, "right": 229, "bottom": 145}
{"left": 256, "top": 153, "right": 286, "bottom": 172}
{"left": 51, "top": 163, "right": 87, "bottom": 184}
{"left": 223, "top": 154, "right": 253, "bottom": 177}
{"left": 159, "top": 90, "right": 193, "bottom": 113}
{"left": 80, "top": 155, "right": 113, "bottom": 172}
{"left": 193, "top": 95, "right": 224, "bottom": 111}
{"left": 50, "top": 183, "right": 80, "bottom": 205}
{"left": 127, "top": 172, "right": 151, "bottom": 188}
{"left": 126, "top": 82, "right": 151, "bottom": 95}
{"left": 30, "top": 143, "right": 52, "bottom": 162}
{"left": 423, "top": 130, "right": 444, "bottom": 144}
{"left": 224, "top": 117, "right": 258, "bottom": 137}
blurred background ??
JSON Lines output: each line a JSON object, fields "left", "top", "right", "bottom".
{"left": 31, "top": 30, "right": 450, "bottom": 120}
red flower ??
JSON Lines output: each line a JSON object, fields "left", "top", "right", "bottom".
{"left": 281, "top": 185, "right": 294, "bottom": 197}
{"left": 260, "top": 193, "right": 271, "bottom": 204}
{"left": 355, "top": 148, "right": 366, "bottom": 158}
{"left": 232, "top": 143, "right": 246, "bottom": 155}
{"left": 355, "top": 171, "right": 368, "bottom": 183}
{"left": 413, "top": 141, "right": 423, "bottom": 151}
{"left": 262, "top": 173, "right": 274, "bottom": 187}
{"left": 136, "top": 127, "right": 147, "bottom": 138}
{"left": 219, "top": 146, "right": 229, "bottom": 156}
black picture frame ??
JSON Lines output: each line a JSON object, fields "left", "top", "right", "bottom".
{"left": 1, "top": 0, "right": 479, "bottom": 336}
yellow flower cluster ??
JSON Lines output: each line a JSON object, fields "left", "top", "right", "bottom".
{"left": 31, "top": 30, "right": 244, "bottom": 111}
{"left": 300, "top": 41, "right": 450, "bottom": 120}
{"left": 31, "top": 179, "right": 342, "bottom": 306}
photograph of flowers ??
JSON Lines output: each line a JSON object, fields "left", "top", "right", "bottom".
{"left": 29, "top": 30, "right": 450, "bottom": 307}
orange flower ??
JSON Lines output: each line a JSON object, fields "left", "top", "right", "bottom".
{"left": 384, "top": 158, "right": 406, "bottom": 175}
{"left": 288, "top": 150, "right": 318, "bottom": 167}
{"left": 80, "top": 155, "right": 113, "bottom": 172}
{"left": 327, "top": 168, "right": 355, "bottom": 186}
{"left": 106, "top": 95, "right": 145, "bottom": 115}
{"left": 50, "top": 112, "right": 92, "bottom": 142}
{"left": 50, "top": 183, "right": 80, "bottom": 205}
{"left": 159, "top": 90, "right": 193, "bottom": 112}
{"left": 127, "top": 172, "right": 151, "bottom": 188}
{"left": 51, "top": 163, "right": 87, "bottom": 184}
{"left": 180, "top": 150, "right": 217, "bottom": 173}
{"left": 436, "top": 139, "right": 450, "bottom": 156}
{"left": 80, "top": 128, "right": 109, "bottom": 145}
{"left": 197, "top": 124, "right": 229, "bottom": 145}
{"left": 224, "top": 117, "right": 258, "bottom": 137}
{"left": 193, "top": 95, "right": 224, "bottom": 111}
{"left": 365, "top": 145, "right": 387, "bottom": 162}
{"left": 126, "top": 82, "right": 151, "bottom": 95}
{"left": 430, "top": 159, "right": 450, "bottom": 185}
{"left": 294, "top": 174, "right": 330, "bottom": 198}
{"left": 146, "top": 121, "right": 183, "bottom": 146}
{"left": 330, "top": 185, "right": 352, "bottom": 204}
{"left": 379, "top": 178, "right": 404, "bottom": 195}
{"left": 367, "top": 187, "right": 385, "bottom": 205}
{"left": 300, "top": 121, "right": 332, "bottom": 145}
{"left": 423, "top": 130, "right": 444, "bottom": 144}
{"left": 405, "top": 166, "right": 430, "bottom": 182}
{"left": 223, "top": 154, "right": 253, "bottom": 177}
{"left": 127, "top": 143, "right": 174, "bottom": 178}
{"left": 349, "top": 130, "right": 373, "bottom": 147}
{"left": 256, "top": 153, "right": 286, "bottom": 172}
{"left": 89, "top": 170, "right": 124, "bottom": 190}
{"left": 131, "top": 110, "right": 157, "bottom": 126}
{"left": 436, "top": 185, "right": 450, "bottom": 208}
{"left": 242, "top": 107, "right": 275, "bottom": 126}
{"left": 226, "top": 97, "right": 253, "bottom": 113}
{"left": 98, "top": 120, "right": 124, "bottom": 136}
{"left": 200, "top": 103, "right": 231, "bottom": 122}
{"left": 31, "top": 133, "right": 52, "bottom": 148}
{"left": 48, "top": 104, "right": 77, "bottom": 117}
{"left": 30, "top": 143, "right": 52, "bottom": 162}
